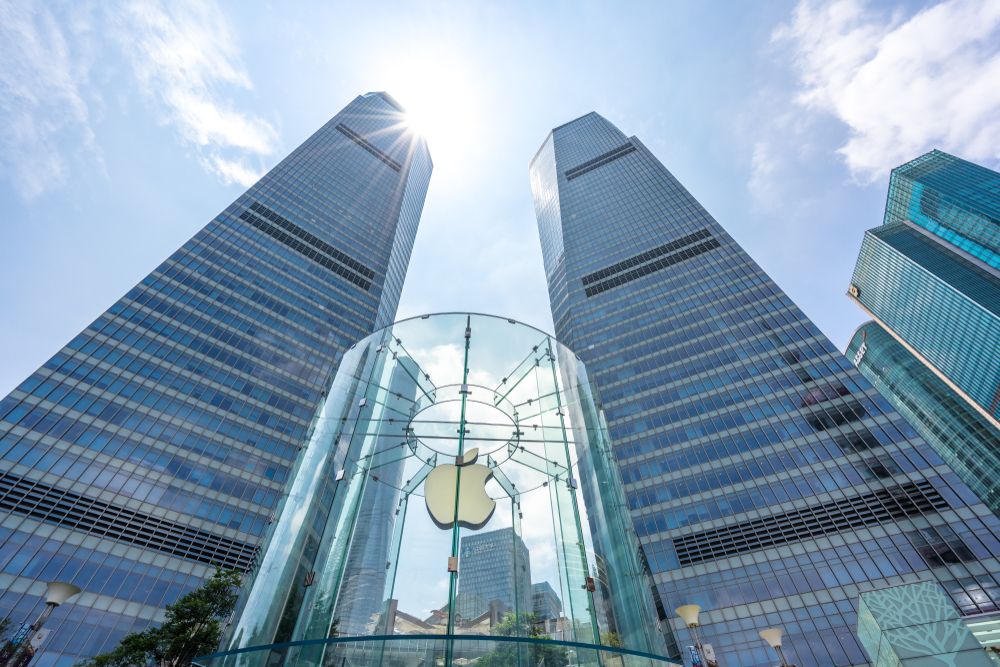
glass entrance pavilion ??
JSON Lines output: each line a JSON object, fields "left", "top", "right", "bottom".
{"left": 196, "top": 314, "right": 677, "bottom": 667}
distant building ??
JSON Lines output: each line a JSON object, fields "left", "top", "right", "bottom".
{"left": 532, "top": 581, "right": 562, "bottom": 621}
{"left": 848, "top": 150, "right": 999, "bottom": 425}
{"left": 847, "top": 323, "right": 1000, "bottom": 515}
{"left": 847, "top": 150, "right": 1000, "bottom": 515}
{"left": 456, "top": 528, "right": 531, "bottom": 620}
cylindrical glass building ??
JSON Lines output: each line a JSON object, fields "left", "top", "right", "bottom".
{"left": 198, "top": 314, "right": 676, "bottom": 667}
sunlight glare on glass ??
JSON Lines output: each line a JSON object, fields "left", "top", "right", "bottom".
{"left": 380, "top": 54, "right": 485, "bottom": 171}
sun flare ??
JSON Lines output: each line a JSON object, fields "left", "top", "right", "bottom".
{"left": 375, "top": 51, "right": 486, "bottom": 171}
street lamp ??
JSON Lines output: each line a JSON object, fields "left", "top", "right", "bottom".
{"left": 675, "top": 604, "right": 717, "bottom": 666}
{"left": 1, "top": 582, "right": 81, "bottom": 666}
{"left": 759, "top": 627, "right": 794, "bottom": 667}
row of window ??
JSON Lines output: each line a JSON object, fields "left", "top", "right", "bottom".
{"left": 585, "top": 238, "right": 721, "bottom": 297}
{"left": 564, "top": 141, "right": 635, "bottom": 180}
{"left": 1, "top": 416, "right": 281, "bottom": 510}
{"left": 140, "top": 265, "right": 335, "bottom": 367}
{"left": 625, "top": 435, "right": 900, "bottom": 510}
{"left": 186, "top": 221, "right": 376, "bottom": 338}
{"left": 0, "top": 472, "right": 256, "bottom": 569}
{"left": 629, "top": 423, "right": 939, "bottom": 539}
{"left": 120, "top": 287, "right": 327, "bottom": 392}
{"left": 0, "top": 527, "right": 203, "bottom": 608}
{"left": 334, "top": 123, "right": 402, "bottom": 172}
{"left": 34, "top": 349, "right": 303, "bottom": 445}
{"left": 582, "top": 228, "right": 713, "bottom": 285}
{"left": 0, "top": 429, "right": 271, "bottom": 534}
{"left": 249, "top": 201, "right": 376, "bottom": 278}
{"left": 239, "top": 209, "right": 373, "bottom": 290}
{"left": 672, "top": 481, "right": 947, "bottom": 565}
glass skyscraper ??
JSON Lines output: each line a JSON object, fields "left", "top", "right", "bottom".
{"left": 531, "top": 581, "right": 562, "bottom": 622}
{"left": 455, "top": 528, "right": 532, "bottom": 621}
{"left": 530, "top": 113, "right": 1000, "bottom": 667}
{"left": 0, "top": 91, "right": 431, "bottom": 663}
{"left": 849, "top": 150, "right": 999, "bottom": 425}
{"left": 845, "top": 149, "right": 1000, "bottom": 569}
{"left": 846, "top": 322, "right": 1000, "bottom": 516}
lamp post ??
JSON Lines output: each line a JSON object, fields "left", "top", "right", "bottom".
{"left": 1, "top": 582, "right": 80, "bottom": 667}
{"left": 675, "top": 604, "right": 718, "bottom": 667}
{"left": 759, "top": 627, "right": 794, "bottom": 667}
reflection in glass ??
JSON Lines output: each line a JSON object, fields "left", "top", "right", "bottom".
{"left": 212, "top": 313, "right": 675, "bottom": 666}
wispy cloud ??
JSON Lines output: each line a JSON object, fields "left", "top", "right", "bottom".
{"left": 773, "top": 0, "right": 1000, "bottom": 182}
{"left": 115, "top": 0, "right": 277, "bottom": 186}
{"left": 0, "top": 1, "right": 99, "bottom": 198}
{"left": 0, "top": 0, "right": 276, "bottom": 197}
{"left": 746, "top": 139, "right": 780, "bottom": 208}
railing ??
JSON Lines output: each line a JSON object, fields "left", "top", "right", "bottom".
{"left": 195, "top": 633, "right": 682, "bottom": 666}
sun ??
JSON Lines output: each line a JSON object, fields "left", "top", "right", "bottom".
{"left": 374, "top": 51, "right": 486, "bottom": 172}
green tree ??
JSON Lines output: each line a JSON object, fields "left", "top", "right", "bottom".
{"left": 474, "top": 613, "right": 569, "bottom": 667}
{"left": 82, "top": 569, "right": 241, "bottom": 667}
{"left": 600, "top": 631, "right": 622, "bottom": 648}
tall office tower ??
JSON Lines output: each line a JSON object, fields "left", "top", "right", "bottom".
{"left": 0, "top": 92, "right": 431, "bottom": 662}
{"left": 531, "top": 581, "right": 562, "bottom": 622}
{"left": 848, "top": 150, "right": 999, "bottom": 425}
{"left": 530, "top": 114, "right": 1000, "bottom": 667}
{"left": 847, "top": 322, "right": 1000, "bottom": 514}
{"left": 456, "top": 528, "right": 531, "bottom": 621}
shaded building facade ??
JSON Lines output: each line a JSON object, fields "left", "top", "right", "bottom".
{"left": 530, "top": 114, "right": 1000, "bottom": 666}
{"left": 0, "top": 92, "right": 431, "bottom": 662}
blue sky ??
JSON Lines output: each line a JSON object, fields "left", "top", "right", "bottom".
{"left": 2, "top": 0, "right": 999, "bottom": 398}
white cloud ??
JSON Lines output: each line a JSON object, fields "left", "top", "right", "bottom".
{"left": 203, "top": 155, "right": 262, "bottom": 188}
{"left": 115, "top": 0, "right": 276, "bottom": 183}
{"left": 747, "top": 140, "right": 780, "bottom": 207}
{"left": 774, "top": 0, "right": 1000, "bottom": 181}
{"left": 0, "top": 1, "right": 99, "bottom": 198}
{"left": 0, "top": 0, "right": 275, "bottom": 197}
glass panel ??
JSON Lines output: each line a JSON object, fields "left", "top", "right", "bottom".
{"left": 215, "top": 314, "right": 674, "bottom": 666}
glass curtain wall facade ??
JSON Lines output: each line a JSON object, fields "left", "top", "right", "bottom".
{"left": 0, "top": 91, "right": 431, "bottom": 663}
{"left": 533, "top": 581, "right": 563, "bottom": 623}
{"left": 849, "top": 150, "right": 1000, "bottom": 425}
{"left": 456, "top": 528, "right": 532, "bottom": 621}
{"left": 882, "top": 150, "right": 999, "bottom": 270}
{"left": 530, "top": 113, "right": 1000, "bottom": 667}
{"left": 209, "top": 313, "right": 673, "bottom": 667}
{"left": 846, "top": 322, "right": 1000, "bottom": 516}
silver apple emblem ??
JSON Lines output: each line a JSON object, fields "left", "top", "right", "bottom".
{"left": 424, "top": 448, "right": 496, "bottom": 530}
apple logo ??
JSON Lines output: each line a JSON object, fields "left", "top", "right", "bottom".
{"left": 424, "top": 448, "right": 496, "bottom": 530}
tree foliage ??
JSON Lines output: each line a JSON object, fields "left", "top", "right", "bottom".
{"left": 474, "top": 613, "right": 569, "bottom": 667}
{"left": 82, "top": 569, "right": 241, "bottom": 667}
{"left": 600, "top": 631, "right": 622, "bottom": 648}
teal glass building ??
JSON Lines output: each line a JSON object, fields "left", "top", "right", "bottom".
{"left": 849, "top": 150, "right": 1000, "bottom": 425}
{"left": 0, "top": 92, "right": 431, "bottom": 663}
{"left": 846, "top": 322, "right": 1000, "bottom": 516}
{"left": 882, "top": 150, "right": 999, "bottom": 270}
{"left": 530, "top": 114, "right": 1000, "bottom": 667}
